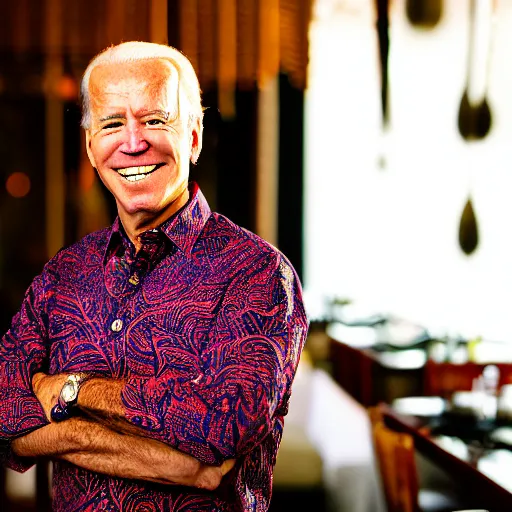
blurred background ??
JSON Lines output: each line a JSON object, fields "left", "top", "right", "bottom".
{"left": 4, "top": 0, "right": 512, "bottom": 511}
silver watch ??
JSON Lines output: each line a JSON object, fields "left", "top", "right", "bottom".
{"left": 51, "top": 373, "right": 88, "bottom": 422}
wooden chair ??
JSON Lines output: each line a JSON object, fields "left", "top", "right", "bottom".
{"left": 369, "top": 406, "right": 420, "bottom": 512}
{"left": 369, "top": 406, "right": 465, "bottom": 512}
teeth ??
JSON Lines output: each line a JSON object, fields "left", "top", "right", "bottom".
{"left": 117, "top": 165, "right": 157, "bottom": 177}
{"left": 125, "top": 174, "right": 149, "bottom": 182}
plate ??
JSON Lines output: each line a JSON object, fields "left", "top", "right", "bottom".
{"left": 378, "top": 349, "right": 427, "bottom": 370}
{"left": 327, "top": 322, "right": 378, "bottom": 348}
{"left": 391, "top": 396, "right": 446, "bottom": 417}
{"left": 489, "top": 427, "right": 512, "bottom": 447}
{"left": 376, "top": 319, "right": 429, "bottom": 348}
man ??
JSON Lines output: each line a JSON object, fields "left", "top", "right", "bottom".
{"left": 0, "top": 41, "right": 307, "bottom": 511}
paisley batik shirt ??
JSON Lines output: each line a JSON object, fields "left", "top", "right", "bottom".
{"left": 0, "top": 182, "right": 308, "bottom": 511}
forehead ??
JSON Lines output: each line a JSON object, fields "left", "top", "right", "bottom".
{"left": 88, "top": 59, "right": 178, "bottom": 112}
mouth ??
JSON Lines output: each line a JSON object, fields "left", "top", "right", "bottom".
{"left": 114, "top": 163, "right": 164, "bottom": 182}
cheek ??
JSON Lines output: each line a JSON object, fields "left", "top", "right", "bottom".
{"left": 150, "top": 131, "right": 183, "bottom": 158}
{"left": 92, "top": 137, "right": 117, "bottom": 165}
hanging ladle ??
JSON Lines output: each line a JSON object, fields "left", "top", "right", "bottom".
{"left": 459, "top": 197, "right": 478, "bottom": 256}
{"left": 457, "top": 0, "right": 494, "bottom": 141}
{"left": 375, "top": 0, "right": 390, "bottom": 169}
{"left": 405, "top": 0, "right": 443, "bottom": 29}
{"left": 375, "top": 0, "right": 390, "bottom": 129}
{"left": 457, "top": 0, "right": 495, "bottom": 256}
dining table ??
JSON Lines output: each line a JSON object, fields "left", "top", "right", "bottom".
{"left": 328, "top": 322, "right": 428, "bottom": 406}
{"left": 381, "top": 402, "right": 512, "bottom": 512}
{"left": 327, "top": 320, "right": 512, "bottom": 510}
{"left": 328, "top": 321, "right": 512, "bottom": 405}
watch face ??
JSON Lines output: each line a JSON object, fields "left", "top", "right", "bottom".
{"left": 61, "top": 381, "right": 78, "bottom": 403}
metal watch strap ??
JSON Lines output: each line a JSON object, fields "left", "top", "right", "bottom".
{"left": 51, "top": 373, "right": 89, "bottom": 422}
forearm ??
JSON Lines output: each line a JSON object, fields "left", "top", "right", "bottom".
{"left": 76, "top": 377, "right": 139, "bottom": 435}
{"left": 77, "top": 368, "right": 281, "bottom": 465}
{"left": 11, "top": 417, "right": 228, "bottom": 489}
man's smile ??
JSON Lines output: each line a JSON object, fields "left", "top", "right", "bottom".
{"left": 115, "top": 164, "right": 163, "bottom": 182}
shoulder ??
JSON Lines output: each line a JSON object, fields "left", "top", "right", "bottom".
{"left": 20, "top": 227, "right": 111, "bottom": 299}
{"left": 201, "top": 213, "right": 299, "bottom": 282}
{"left": 42, "top": 227, "right": 112, "bottom": 278}
{"left": 201, "top": 213, "right": 280, "bottom": 262}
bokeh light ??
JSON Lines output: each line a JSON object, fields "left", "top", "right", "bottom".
{"left": 6, "top": 172, "right": 31, "bottom": 198}
{"left": 56, "top": 75, "right": 78, "bottom": 101}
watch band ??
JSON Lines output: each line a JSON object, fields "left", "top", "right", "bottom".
{"left": 50, "top": 402, "right": 72, "bottom": 422}
{"left": 51, "top": 373, "right": 89, "bottom": 422}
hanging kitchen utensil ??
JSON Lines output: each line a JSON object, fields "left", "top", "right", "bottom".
{"left": 375, "top": 0, "right": 390, "bottom": 169}
{"left": 375, "top": 0, "right": 390, "bottom": 127}
{"left": 457, "top": 0, "right": 495, "bottom": 141}
{"left": 406, "top": 0, "right": 443, "bottom": 29}
{"left": 459, "top": 196, "right": 479, "bottom": 255}
{"left": 456, "top": 0, "right": 496, "bottom": 256}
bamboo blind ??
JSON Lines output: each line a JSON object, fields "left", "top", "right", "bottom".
{"left": 1, "top": 0, "right": 313, "bottom": 94}
{"left": 179, "top": 0, "right": 313, "bottom": 92}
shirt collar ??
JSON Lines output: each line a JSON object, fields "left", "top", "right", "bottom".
{"left": 103, "top": 182, "right": 211, "bottom": 263}
{"left": 104, "top": 218, "right": 127, "bottom": 264}
{"left": 159, "top": 181, "right": 211, "bottom": 255}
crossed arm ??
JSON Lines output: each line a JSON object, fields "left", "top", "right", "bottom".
{"left": 0, "top": 276, "right": 232, "bottom": 489}
{"left": 67, "top": 259, "right": 307, "bottom": 466}
{"left": 11, "top": 414, "right": 233, "bottom": 489}
{"left": 2, "top": 255, "right": 307, "bottom": 488}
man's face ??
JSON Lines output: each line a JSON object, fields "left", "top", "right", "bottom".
{"left": 85, "top": 59, "right": 200, "bottom": 221}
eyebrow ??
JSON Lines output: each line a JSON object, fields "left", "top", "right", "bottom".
{"left": 139, "top": 109, "right": 171, "bottom": 120}
{"left": 98, "top": 110, "right": 173, "bottom": 123}
{"left": 98, "top": 114, "right": 126, "bottom": 123}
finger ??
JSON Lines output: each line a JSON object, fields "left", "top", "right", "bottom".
{"left": 220, "top": 458, "right": 236, "bottom": 475}
{"left": 196, "top": 467, "right": 222, "bottom": 491}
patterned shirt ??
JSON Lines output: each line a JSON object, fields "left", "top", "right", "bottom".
{"left": 0, "top": 183, "right": 308, "bottom": 511}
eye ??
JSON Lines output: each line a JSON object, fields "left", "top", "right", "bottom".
{"left": 146, "top": 119, "right": 166, "bottom": 126}
{"left": 102, "top": 121, "right": 123, "bottom": 130}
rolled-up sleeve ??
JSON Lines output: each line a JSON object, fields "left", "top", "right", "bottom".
{"left": 0, "top": 273, "right": 50, "bottom": 471}
{"left": 121, "top": 253, "right": 308, "bottom": 465}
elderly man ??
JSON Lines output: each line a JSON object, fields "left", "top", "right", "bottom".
{"left": 0, "top": 42, "right": 307, "bottom": 511}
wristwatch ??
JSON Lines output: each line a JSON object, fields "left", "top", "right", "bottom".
{"left": 51, "top": 373, "right": 89, "bottom": 422}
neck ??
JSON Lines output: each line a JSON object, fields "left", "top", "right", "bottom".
{"left": 119, "top": 186, "right": 190, "bottom": 253}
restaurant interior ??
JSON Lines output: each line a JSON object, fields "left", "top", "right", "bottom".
{"left": 1, "top": 0, "right": 512, "bottom": 511}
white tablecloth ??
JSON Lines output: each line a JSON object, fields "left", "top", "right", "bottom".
{"left": 286, "top": 363, "right": 386, "bottom": 512}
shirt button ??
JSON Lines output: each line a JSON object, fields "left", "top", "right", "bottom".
{"left": 111, "top": 319, "right": 123, "bottom": 332}
{"left": 129, "top": 273, "right": 140, "bottom": 285}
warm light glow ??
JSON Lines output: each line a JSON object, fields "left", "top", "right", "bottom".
{"left": 56, "top": 75, "right": 78, "bottom": 100}
{"left": 6, "top": 172, "right": 31, "bottom": 198}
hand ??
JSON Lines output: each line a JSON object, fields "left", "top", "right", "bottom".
{"left": 32, "top": 372, "right": 69, "bottom": 422}
{"left": 195, "top": 459, "right": 236, "bottom": 491}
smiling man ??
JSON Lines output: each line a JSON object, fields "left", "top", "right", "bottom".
{"left": 85, "top": 57, "right": 195, "bottom": 248}
{"left": 0, "top": 42, "right": 307, "bottom": 511}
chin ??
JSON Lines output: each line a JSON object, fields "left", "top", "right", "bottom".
{"left": 114, "top": 183, "right": 188, "bottom": 219}
{"left": 121, "top": 202, "right": 161, "bottom": 216}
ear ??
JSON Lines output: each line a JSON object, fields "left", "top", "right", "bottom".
{"left": 189, "top": 118, "right": 203, "bottom": 165}
{"left": 85, "top": 130, "right": 97, "bottom": 169}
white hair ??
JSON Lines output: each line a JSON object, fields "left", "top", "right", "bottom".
{"left": 80, "top": 41, "right": 203, "bottom": 130}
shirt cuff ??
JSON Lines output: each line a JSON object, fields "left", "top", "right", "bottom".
{"left": 0, "top": 440, "right": 36, "bottom": 473}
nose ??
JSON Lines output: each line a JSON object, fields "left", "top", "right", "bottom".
{"left": 119, "top": 122, "right": 149, "bottom": 155}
